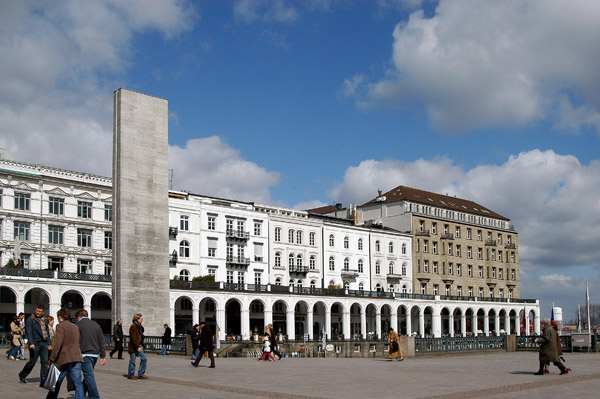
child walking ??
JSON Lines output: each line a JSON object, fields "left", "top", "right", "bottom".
{"left": 260, "top": 334, "right": 275, "bottom": 361}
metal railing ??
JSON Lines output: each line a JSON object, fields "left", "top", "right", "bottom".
{"left": 102, "top": 335, "right": 186, "bottom": 353}
{"left": 0, "top": 268, "right": 54, "bottom": 278}
{"left": 415, "top": 336, "right": 506, "bottom": 353}
{"left": 58, "top": 272, "right": 112, "bottom": 282}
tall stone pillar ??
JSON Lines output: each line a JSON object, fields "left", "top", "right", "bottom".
{"left": 112, "top": 88, "right": 170, "bottom": 336}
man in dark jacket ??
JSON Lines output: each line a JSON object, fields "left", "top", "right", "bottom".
{"left": 127, "top": 313, "right": 148, "bottom": 380}
{"left": 76, "top": 309, "right": 106, "bottom": 399}
{"left": 110, "top": 318, "right": 124, "bottom": 359}
{"left": 18, "top": 304, "right": 52, "bottom": 383}
{"left": 158, "top": 324, "right": 172, "bottom": 355}
{"left": 191, "top": 321, "right": 215, "bottom": 368}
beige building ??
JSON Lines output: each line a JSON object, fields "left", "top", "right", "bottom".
{"left": 357, "top": 186, "right": 519, "bottom": 301}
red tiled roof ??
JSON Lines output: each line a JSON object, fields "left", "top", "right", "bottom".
{"left": 306, "top": 205, "right": 346, "bottom": 215}
{"left": 360, "top": 185, "right": 508, "bottom": 221}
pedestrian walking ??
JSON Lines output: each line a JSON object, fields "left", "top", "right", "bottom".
{"left": 110, "top": 318, "right": 124, "bottom": 359}
{"left": 190, "top": 321, "right": 215, "bottom": 368}
{"left": 268, "top": 324, "right": 282, "bottom": 360}
{"left": 534, "top": 318, "right": 570, "bottom": 375}
{"left": 76, "top": 309, "right": 107, "bottom": 398}
{"left": 45, "top": 308, "right": 84, "bottom": 399}
{"left": 5, "top": 315, "right": 23, "bottom": 360}
{"left": 18, "top": 304, "right": 52, "bottom": 383}
{"left": 127, "top": 314, "right": 148, "bottom": 380}
{"left": 158, "top": 324, "right": 172, "bottom": 355}
{"left": 260, "top": 334, "right": 275, "bottom": 361}
{"left": 387, "top": 327, "right": 404, "bottom": 361}
{"left": 190, "top": 324, "right": 200, "bottom": 360}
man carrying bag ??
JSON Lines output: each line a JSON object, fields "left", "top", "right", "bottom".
{"left": 43, "top": 308, "right": 84, "bottom": 399}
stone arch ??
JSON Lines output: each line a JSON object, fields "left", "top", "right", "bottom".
{"left": 199, "top": 296, "right": 219, "bottom": 335}
{"left": 226, "top": 297, "right": 243, "bottom": 337}
{"left": 0, "top": 285, "right": 17, "bottom": 330}
{"left": 381, "top": 304, "right": 393, "bottom": 334}
{"left": 294, "top": 300, "right": 310, "bottom": 339}
{"left": 397, "top": 304, "right": 409, "bottom": 335}
{"left": 440, "top": 307, "right": 451, "bottom": 335}
{"left": 59, "top": 289, "right": 83, "bottom": 315}
{"left": 312, "top": 301, "right": 327, "bottom": 338}
{"left": 90, "top": 291, "right": 112, "bottom": 333}
{"left": 271, "top": 299, "right": 288, "bottom": 336}
{"left": 330, "top": 301, "right": 345, "bottom": 339}
{"left": 174, "top": 295, "right": 194, "bottom": 335}
{"left": 424, "top": 306, "right": 434, "bottom": 337}
{"left": 349, "top": 302, "right": 363, "bottom": 338}
{"left": 249, "top": 298, "right": 266, "bottom": 336}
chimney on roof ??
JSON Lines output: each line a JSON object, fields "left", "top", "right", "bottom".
{"left": 378, "top": 189, "right": 382, "bottom": 197}
{"left": 335, "top": 203, "right": 343, "bottom": 210}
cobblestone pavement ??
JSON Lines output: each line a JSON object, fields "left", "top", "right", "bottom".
{"left": 2, "top": 351, "right": 599, "bottom": 399}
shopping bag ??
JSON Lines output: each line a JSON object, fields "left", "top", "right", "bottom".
{"left": 40, "top": 363, "right": 61, "bottom": 392}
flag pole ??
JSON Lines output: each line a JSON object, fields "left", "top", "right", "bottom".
{"left": 586, "top": 282, "right": 591, "bottom": 351}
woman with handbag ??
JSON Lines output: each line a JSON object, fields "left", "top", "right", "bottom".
{"left": 388, "top": 327, "right": 404, "bottom": 361}
{"left": 6, "top": 315, "right": 22, "bottom": 360}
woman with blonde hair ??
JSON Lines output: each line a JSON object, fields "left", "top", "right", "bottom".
{"left": 127, "top": 314, "right": 148, "bottom": 380}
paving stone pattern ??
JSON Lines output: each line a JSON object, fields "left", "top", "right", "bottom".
{"left": 3, "top": 351, "right": 599, "bottom": 399}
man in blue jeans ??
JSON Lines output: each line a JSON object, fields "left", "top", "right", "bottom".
{"left": 76, "top": 309, "right": 106, "bottom": 399}
{"left": 18, "top": 304, "right": 52, "bottom": 383}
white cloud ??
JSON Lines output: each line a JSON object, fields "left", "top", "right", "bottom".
{"left": 233, "top": 0, "right": 299, "bottom": 24}
{"left": 329, "top": 149, "right": 600, "bottom": 315}
{"left": 343, "top": 1, "right": 600, "bottom": 134}
{"left": 0, "top": 0, "right": 197, "bottom": 176}
{"left": 169, "top": 137, "right": 280, "bottom": 204}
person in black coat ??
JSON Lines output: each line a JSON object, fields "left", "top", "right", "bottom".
{"left": 158, "top": 324, "right": 172, "bottom": 355}
{"left": 190, "top": 324, "right": 200, "bottom": 360}
{"left": 110, "top": 319, "right": 124, "bottom": 359}
{"left": 191, "top": 321, "right": 215, "bottom": 368}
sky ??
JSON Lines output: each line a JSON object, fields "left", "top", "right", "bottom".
{"left": 1, "top": 0, "right": 599, "bottom": 322}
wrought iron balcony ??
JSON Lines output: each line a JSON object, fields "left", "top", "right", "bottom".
{"left": 441, "top": 233, "right": 454, "bottom": 240}
{"left": 415, "top": 229, "right": 430, "bottom": 236}
{"left": 226, "top": 230, "right": 250, "bottom": 240}
{"left": 386, "top": 273, "right": 404, "bottom": 280}
{"left": 341, "top": 269, "right": 359, "bottom": 278}
{"left": 226, "top": 256, "right": 250, "bottom": 266}
{"left": 289, "top": 265, "right": 309, "bottom": 275}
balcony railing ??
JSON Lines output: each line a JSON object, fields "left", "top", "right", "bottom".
{"left": 226, "top": 230, "right": 250, "bottom": 240}
{"left": 58, "top": 272, "right": 112, "bottom": 282}
{"left": 386, "top": 273, "right": 404, "bottom": 280}
{"left": 289, "top": 266, "right": 309, "bottom": 274}
{"left": 504, "top": 243, "right": 516, "bottom": 249}
{"left": 226, "top": 256, "right": 250, "bottom": 266}
{"left": 441, "top": 233, "right": 454, "bottom": 240}
{"left": 0, "top": 268, "right": 54, "bottom": 278}
{"left": 415, "top": 230, "right": 430, "bottom": 236}
{"left": 341, "top": 269, "right": 359, "bottom": 278}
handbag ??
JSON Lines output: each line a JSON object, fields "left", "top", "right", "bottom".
{"left": 392, "top": 341, "right": 399, "bottom": 351}
{"left": 40, "top": 363, "right": 61, "bottom": 392}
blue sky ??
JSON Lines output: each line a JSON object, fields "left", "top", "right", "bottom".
{"left": 1, "top": 0, "right": 599, "bottom": 321}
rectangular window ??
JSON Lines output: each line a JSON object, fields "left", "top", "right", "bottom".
{"left": 455, "top": 227, "right": 461, "bottom": 238}
{"left": 48, "top": 257, "right": 64, "bottom": 271}
{"left": 467, "top": 228, "right": 472, "bottom": 240}
{"left": 254, "top": 272, "right": 262, "bottom": 286}
{"left": 423, "top": 240, "right": 428, "bottom": 253}
{"left": 288, "top": 229, "right": 294, "bottom": 243}
{"left": 511, "top": 269, "right": 515, "bottom": 280}
{"left": 477, "top": 230, "right": 482, "bottom": 241}
{"left": 448, "top": 263, "right": 453, "bottom": 275}
{"left": 104, "top": 262, "right": 112, "bottom": 276}
{"left": 432, "top": 223, "right": 437, "bottom": 234}
{"left": 479, "top": 288, "right": 484, "bottom": 297}
{"left": 77, "top": 201, "right": 92, "bottom": 219}
{"left": 14, "top": 221, "right": 30, "bottom": 241}
{"left": 49, "top": 197, "right": 65, "bottom": 215}
{"left": 237, "top": 220, "right": 245, "bottom": 234}
{"left": 237, "top": 271, "right": 245, "bottom": 285}
{"left": 468, "top": 287, "right": 473, "bottom": 297}
{"left": 457, "top": 286, "right": 462, "bottom": 296}
{"left": 254, "top": 222, "right": 261, "bottom": 236}
{"left": 208, "top": 248, "right": 216, "bottom": 257}
{"left": 477, "top": 248, "right": 482, "bottom": 260}
{"left": 208, "top": 215, "right": 216, "bottom": 230}
{"left": 77, "top": 259, "right": 92, "bottom": 274}
{"left": 457, "top": 264, "right": 461, "bottom": 276}
{"left": 208, "top": 268, "right": 216, "bottom": 278}
{"left": 48, "top": 225, "right": 64, "bottom": 244}
{"left": 309, "top": 232, "right": 315, "bottom": 246}
{"left": 77, "top": 228, "right": 92, "bottom": 247}
{"left": 180, "top": 215, "right": 189, "bottom": 231}
{"left": 226, "top": 270, "right": 234, "bottom": 283}
{"left": 498, "top": 268, "right": 503, "bottom": 280}
{"left": 424, "top": 260, "right": 429, "bottom": 273}
{"left": 14, "top": 192, "right": 31, "bottom": 211}
{"left": 297, "top": 230, "right": 303, "bottom": 245}
{"left": 104, "top": 204, "right": 112, "bottom": 221}
{"left": 456, "top": 245, "right": 461, "bottom": 257}
{"left": 433, "top": 285, "right": 439, "bottom": 295}
{"left": 468, "top": 265, "right": 472, "bottom": 277}
{"left": 478, "top": 266, "right": 483, "bottom": 278}
{"left": 492, "top": 267, "right": 496, "bottom": 278}
{"left": 433, "top": 262, "right": 438, "bottom": 274}
{"left": 226, "top": 219, "right": 233, "bottom": 232}
{"left": 274, "top": 228, "right": 281, "bottom": 242}
{"left": 467, "top": 247, "right": 472, "bottom": 259}
{"left": 104, "top": 231, "right": 112, "bottom": 249}
{"left": 20, "top": 254, "right": 31, "bottom": 269}
{"left": 432, "top": 242, "right": 437, "bottom": 254}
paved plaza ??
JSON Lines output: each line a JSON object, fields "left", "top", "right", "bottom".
{"left": 2, "top": 351, "right": 599, "bottom": 399}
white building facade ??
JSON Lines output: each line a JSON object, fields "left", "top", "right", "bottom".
{"left": 0, "top": 159, "right": 540, "bottom": 339}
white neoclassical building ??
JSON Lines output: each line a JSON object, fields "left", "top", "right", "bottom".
{"left": 0, "top": 158, "right": 540, "bottom": 339}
